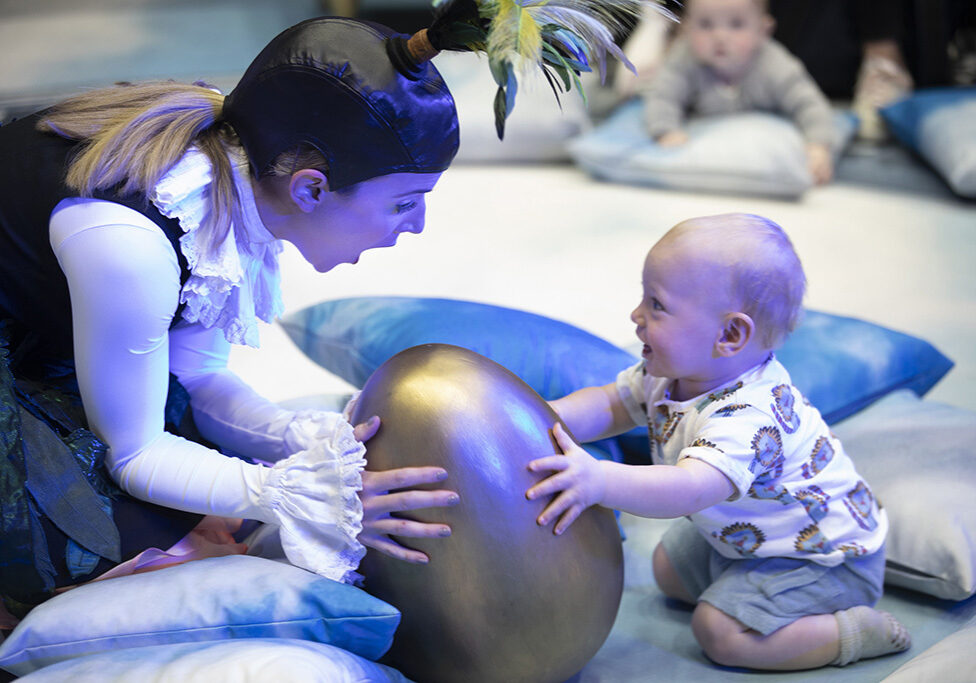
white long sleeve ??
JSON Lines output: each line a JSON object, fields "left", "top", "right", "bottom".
{"left": 168, "top": 321, "right": 299, "bottom": 463}
{"left": 50, "top": 199, "right": 272, "bottom": 521}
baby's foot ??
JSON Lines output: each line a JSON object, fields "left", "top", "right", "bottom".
{"left": 832, "top": 605, "right": 912, "bottom": 666}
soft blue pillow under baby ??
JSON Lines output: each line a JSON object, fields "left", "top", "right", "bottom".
{"left": 279, "top": 297, "right": 952, "bottom": 434}
{"left": 569, "top": 100, "right": 856, "bottom": 198}
{"left": 881, "top": 86, "right": 976, "bottom": 198}
{"left": 0, "top": 555, "right": 400, "bottom": 677}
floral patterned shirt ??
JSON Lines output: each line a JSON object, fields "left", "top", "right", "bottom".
{"left": 616, "top": 355, "right": 887, "bottom": 566}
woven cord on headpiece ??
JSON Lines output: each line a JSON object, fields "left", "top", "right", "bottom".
{"left": 391, "top": 0, "right": 675, "bottom": 139}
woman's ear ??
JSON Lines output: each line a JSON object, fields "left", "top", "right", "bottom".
{"left": 715, "top": 312, "right": 755, "bottom": 357}
{"left": 288, "top": 169, "right": 329, "bottom": 213}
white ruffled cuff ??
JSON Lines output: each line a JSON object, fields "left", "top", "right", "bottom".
{"left": 258, "top": 411, "right": 366, "bottom": 584}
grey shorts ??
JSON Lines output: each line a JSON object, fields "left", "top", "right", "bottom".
{"left": 661, "top": 518, "right": 885, "bottom": 635}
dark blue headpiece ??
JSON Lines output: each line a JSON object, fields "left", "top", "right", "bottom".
{"left": 223, "top": 17, "right": 459, "bottom": 189}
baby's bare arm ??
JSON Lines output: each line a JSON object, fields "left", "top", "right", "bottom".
{"left": 528, "top": 425, "right": 735, "bottom": 534}
{"left": 600, "top": 457, "right": 735, "bottom": 518}
{"left": 549, "top": 383, "right": 636, "bottom": 443}
{"left": 642, "top": 40, "right": 695, "bottom": 139}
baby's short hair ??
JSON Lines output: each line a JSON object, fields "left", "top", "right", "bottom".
{"left": 682, "top": 0, "right": 769, "bottom": 16}
{"left": 671, "top": 213, "right": 806, "bottom": 349}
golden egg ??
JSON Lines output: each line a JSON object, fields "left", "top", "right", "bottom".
{"left": 352, "top": 344, "right": 623, "bottom": 683}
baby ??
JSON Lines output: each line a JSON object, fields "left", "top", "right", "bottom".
{"left": 642, "top": 0, "right": 836, "bottom": 184}
{"left": 526, "top": 214, "right": 910, "bottom": 671}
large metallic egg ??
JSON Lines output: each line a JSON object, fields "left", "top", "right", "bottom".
{"left": 351, "top": 344, "right": 623, "bottom": 683}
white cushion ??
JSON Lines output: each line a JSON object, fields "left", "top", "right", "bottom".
{"left": 570, "top": 100, "right": 856, "bottom": 198}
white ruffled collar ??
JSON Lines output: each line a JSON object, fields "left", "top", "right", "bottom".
{"left": 150, "top": 144, "right": 283, "bottom": 347}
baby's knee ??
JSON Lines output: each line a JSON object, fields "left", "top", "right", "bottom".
{"left": 652, "top": 543, "right": 694, "bottom": 603}
{"left": 691, "top": 603, "right": 748, "bottom": 667}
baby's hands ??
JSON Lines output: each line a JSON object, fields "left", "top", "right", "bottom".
{"left": 526, "top": 423, "right": 607, "bottom": 535}
{"left": 806, "top": 143, "right": 833, "bottom": 185}
{"left": 657, "top": 129, "right": 689, "bottom": 147}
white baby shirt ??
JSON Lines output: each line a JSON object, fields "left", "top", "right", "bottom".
{"left": 616, "top": 356, "right": 888, "bottom": 566}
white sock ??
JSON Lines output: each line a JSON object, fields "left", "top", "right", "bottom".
{"left": 832, "top": 606, "right": 912, "bottom": 666}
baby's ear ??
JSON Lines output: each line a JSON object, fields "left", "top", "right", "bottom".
{"left": 716, "top": 312, "right": 755, "bottom": 357}
{"left": 762, "top": 14, "right": 776, "bottom": 37}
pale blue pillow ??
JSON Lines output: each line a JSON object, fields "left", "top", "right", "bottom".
{"left": 881, "top": 87, "right": 976, "bottom": 198}
{"left": 833, "top": 390, "right": 976, "bottom": 601}
{"left": 569, "top": 100, "right": 856, "bottom": 199}
{"left": 14, "top": 638, "right": 410, "bottom": 682}
{"left": 0, "top": 555, "right": 400, "bottom": 677}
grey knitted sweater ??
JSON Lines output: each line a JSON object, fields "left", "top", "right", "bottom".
{"left": 641, "top": 37, "right": 836, "bottom": 147}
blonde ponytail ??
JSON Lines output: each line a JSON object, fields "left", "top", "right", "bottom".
{"left": 39, "top": 82, "right": 241, "bottom": 253}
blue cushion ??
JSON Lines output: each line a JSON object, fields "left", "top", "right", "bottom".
{"left": 281, "top": 297, "right": 953, "bottom": 456}
{"left": 881, "top": 87, "right": 976, "bottom": 198}
{"left": 0, "top": 555, "right": 400, "bottom": 677}
{"left": 777, "top": 310, "right": 953, "bottom": 424}
{"left": 280, "top": 296, "right": 637, "bottom": 401}
{"left": 569, "top": 99, "right": 857, "bottom": 199}
{"left": 280, "top": 296, "right": 639, "bottom": 462}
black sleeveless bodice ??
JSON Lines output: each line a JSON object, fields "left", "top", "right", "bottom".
{"left": 0, "top": 112, "right": 191, "bottom": 360}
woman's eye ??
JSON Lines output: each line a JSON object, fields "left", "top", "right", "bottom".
{"left": 394, "top": 200, "right": 417, "bottom": 215}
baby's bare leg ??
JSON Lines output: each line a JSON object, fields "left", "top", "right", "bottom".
{"left": 652, "top": 543, "right": 696, "bottom": 604}
{"left": 690, "top": 602, "right": 911, "bottom": 671}
{"left": 691, "top": 602, "right": 840, "bottom": 670}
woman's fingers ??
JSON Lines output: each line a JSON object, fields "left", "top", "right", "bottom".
{"left": 353, "top": 415, "right": 380, "bottom": 442}
{"left": 361, "top": 466, "right": 449, "bottom": 494}
{"left": 360, "top": 534, "right": 431, "bottom": 564}
{"left": 358, "top": 466, "right": 458, "bottom": 566}
{"left": 364, "top": 488, "right": 460, "bottom": 517}
{"left": 368, "top": 516, "right": 452, "bottom": 539}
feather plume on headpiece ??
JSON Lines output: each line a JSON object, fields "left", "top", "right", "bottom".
{"left": 398, "top": 0, "right": 675, "bottom": 139}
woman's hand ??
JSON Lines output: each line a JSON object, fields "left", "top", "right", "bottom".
{"left": 525, "top": 422, "right": 607, "bottom": 535}
{"left": 352, "top": 414, "right": 460, "bottom": 564}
